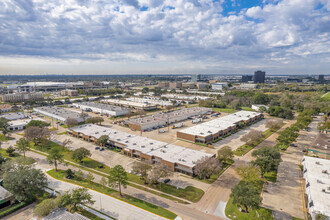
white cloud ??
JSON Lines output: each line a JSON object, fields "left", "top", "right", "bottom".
{"left": 0, "top": 0, "right": 329, "bottom": 74}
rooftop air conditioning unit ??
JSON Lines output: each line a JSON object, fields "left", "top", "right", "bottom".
{"left": 322, "top": 170, "right": 328, "bottom": 174}
{"left": 316, "top": 161, "right": 321, "bottom": 165}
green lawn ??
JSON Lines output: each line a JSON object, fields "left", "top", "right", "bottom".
{"left": 0, "top": 149, "right": 36, "bottom": 164}
{"left": 321, "top": 92, "right": 330, "bottom": 101}
{"left": 212, "top": 108, "right": 236, "bottom": 113}
{"left": 48, "top": 170, "right": 177, "bottom": 219}
{"left": 241, "top": 107, "right": 254, "bottom": 111}
{"left": 263, "top": 171, "right": 277, "bottom": 183}
{"left": 30, "top": 140, "right": 203, "bottom": 203}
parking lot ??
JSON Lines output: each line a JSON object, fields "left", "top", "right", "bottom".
{"left": 52, "top": 134, "right": 136, "bottom": 170}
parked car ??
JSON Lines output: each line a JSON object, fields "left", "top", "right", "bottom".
{"left": 95, "top": 147, "right": 100, "bottom": 150}
{"left": 100, "top": 148, "right": 105, "bottom": 151}
{"left": 164, "top": 179, "right": 171, "bottom": 184}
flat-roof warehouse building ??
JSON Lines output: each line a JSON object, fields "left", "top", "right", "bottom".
{"left": 102, "top": 99, "right": 157, "bottom": 111}
{"left": 72, "top": 102, "right": 130, "bottom": 117}
{"left": 34, "top": 106, "right": 87, "bottom": 123}
{"left": 302, "top": 156, "right": 330, "bottom": 220}
{"left": 127, "top": 107, "right": 211, "bottom": 131}
{"left": 177, "top": 111, "right": 263, "bottom": 144}
{"left": 69, "top": 124, "right": 214, "bottom": 175}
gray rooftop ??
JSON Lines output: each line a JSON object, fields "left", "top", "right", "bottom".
{"left": 43, "top": 208, "right": 89, "bottom": 220}
{"left": 74, "top": 102, "right": 129, "bottom": 111}
{"left": 70, "top": 124, "right": 213, "bottom": 168}
{"left": 0, "top": 186, "right": 12, "bottom": 200}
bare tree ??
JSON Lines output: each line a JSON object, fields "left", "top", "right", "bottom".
{"left": 132, "top": 162, "right": 151, "bottom": 183}
{"left": 62, "top": 139, "right": 73, "bottom": 150}
{"left": 194, "top": 156, "right": 222, "bottom": 180}
{"left": 65, "top": 118, "right": 78, "bottom": 127}
{"left": 265, "top": 119, "right": 283, "bottom": 131}
{"left": 240, "top": 129, "right": 264, "bottom": 146}
{"left": 24, "top": 126, "right": 50, "bottom": 145}
{"left": 148, "top": 164, "right": 173, "bottom": 184}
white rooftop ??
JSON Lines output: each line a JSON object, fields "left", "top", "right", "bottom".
{"left": 0, "top": 112, "right": 30, "bottom": 121}
{"left": 180, "top": 110, "right": 261, "bottom": 137}
{"left": 103, "top": 99, "right": 155, "bottom": 108}
{"left": 70, "top": 124, "right": 213, "bottom": 168}
{"left": 302, "top": 156, "right": 330, "bottom": 217}
{"left": 8, "top": 118, "right": 31, "bottom": 127}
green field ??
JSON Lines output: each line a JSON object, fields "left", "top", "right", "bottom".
{"left": 48, "top": 170, "right": 177, "bottom": 219}
{"left": 321, "top": 92, "right": 330, "bottom": 101}
{"left": 212, "top": 108, "right": 236, "bottom": 113}
{"left": 241, "top": 107, "right": 254, "bottom": 111}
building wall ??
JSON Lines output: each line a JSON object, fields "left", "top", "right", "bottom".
{"left": 177, "top": 131, "right": 196, "bottom": 142}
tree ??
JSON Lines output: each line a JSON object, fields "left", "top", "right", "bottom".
{"left": 66, "top": 169, "right": 75, "bottom": 179}
{"left": 194, "top": 156, "right": 222, "bottom": 180}
{"left": 26, "top": 120, "right": 49, "bottom": 128}
{"left": 235, "top": 165, "right": 261, "bottom": 184}
{"left": 47, "top": 147, "right": 65, "bottom": 172}
{"left": 240, "top": 129, "right": 264, "bottom": 146}
{"left": 100, "top": 177, "right": 108, "bottom": 189}
{"left": 24, "top": 126, "right": 50, "bottom": 145}
{"left": 6, "top": 146, "right": 15, "bottom": 157}
{"left": 86, "top": 172, "right": 94, "bottom": 185}
{"left": 108, "top": 165, "right": 128, "bottom": 196}
{"left": 217, "top": 146, "right": 234, "bottom": 164}
{"left": 230, "top": 184, "right": 261, "bottom": 213}
{"left": 252, "top": 147, "right": 281, "bottom": 176}
{"left": 0, "top": 118, "right": 9, "bottom": 135}
{"left": 57, "top": 188, "right": 94, "bottom": 212}
{"left": 142, "top": 87, "right": 149, "bottom": 93}
{"left": 265, "top": 119, "right": 283, "bottom": 131}
{"left": 253, "top": 93, "right": 269, "bottom": 105}
{"left": 62, "top": 138, "right": 73, "bottom": 150}
{"left": 65, "top": 118, "right": 78, "bottom": 127}
{"left": 2, "top": 163, "right": 47, "bottom": 201}
{"left": 76, "top": 169, "right": 84, "bottom": 181}
{"left": 148, "top": 164, "right": 173, "bottom": 184}
{"left": 132, "top": 162, "right": 151, "bottom": 183}
{"left": 86, "top": 117, "right": 104, "bottom": 125}
{"left": 72, "top": 147, "right": 91, "bottom": 163}
{"left": 34, "top": 198, "right": 57, "bottom": 217}
{"left": 16, "top": 138, "right": 30, "bottom": 158}
{"left": 96, "top": 135, "right": 108, "bottom": 146}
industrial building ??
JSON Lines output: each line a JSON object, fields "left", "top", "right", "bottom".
{"left": 34, "top": 106, "right": 87, "bottom": 123}
{"left": 127, "top": 107, "right": 211, "bottom": 131}
{"left": 1, "top": 92, "right": 43, "bottom": 103}
{"left": 0, "top": 104, "right": 12, "bottom": 112}
{"left": 177, "top": 111, "right": 263, "bottom": 144}
{"left": 69, "top": 123, "right": 214, "bottom": 175}
{"left": 302, "top": 156, "right": 330, "bottom": 219}
{"left": 102, "top": 99, "right": 157, "bottom": 110}
{"left": 126, "top": 97, "right": 174, "bottom": 107}
{"left": 7, "top": 119, "right": 31, "bottom": 131}
{"left": 211, "top": 83, "right": 228, "bottom": 91}
{"left": 72, "top": 102, "right": 130, "bottom": 116}
{"left": 0, "top": 112, "right": 30, "bottom": 121}
{"left": 60, "top": 89, "right": 79, "bottom": 96}
{"left": 161, "top": 94, "right": 211, "bottom": 101}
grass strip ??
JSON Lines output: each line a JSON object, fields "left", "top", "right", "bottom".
{"left": 47, "top": 170, "right": 177, "bottom": 219}
{"left": 29, "top": 140, "right": 202, "bottom": 203}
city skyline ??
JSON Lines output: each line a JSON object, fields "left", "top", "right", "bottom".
{"left": 0, "top": 0, "right": 329, "bottom": 75}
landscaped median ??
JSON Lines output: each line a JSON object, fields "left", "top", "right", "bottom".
{"left": 47, "top": 169, "right": 178, "bottom": 220}
{"left": 28, "top": 140, "right": 203, "bottom": 203}
{"left": 233, "top": 126, "right": 283, "bottom": 156}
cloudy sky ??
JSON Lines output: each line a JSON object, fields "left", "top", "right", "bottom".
{"left": 0, "top": 0, "right": 329, "bottom": 75}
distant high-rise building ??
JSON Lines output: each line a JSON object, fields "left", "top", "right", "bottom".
{"left": 318, "top": 75, "right": 325, "bottom": 81}
{"left": 242, "top": 75, "right": 253, "bottom": 82}
{"left": 254, "top": 71, "right": 266, "bottom": 83}
{"left": 191, "top": 74, "right": 202, "bottom": 82}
